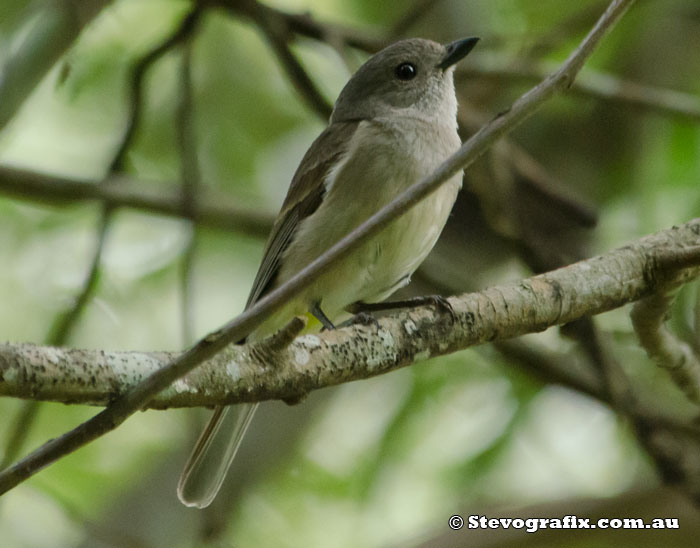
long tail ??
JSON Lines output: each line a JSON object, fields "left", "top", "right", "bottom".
{"left": 177, "top": 403, "right": 259, "bottom": 508}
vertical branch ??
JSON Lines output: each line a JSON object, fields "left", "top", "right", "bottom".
{"left": 176, "top": 13, "right": 203, "bottom": 345}
{"left": 45, "top": 7, "right": 203, "bottom": 348}
{"left": 1, "top": 7, "right": 202, "bottom": 474}
{"left": 110, "top": 9, "right": 203, "bottom": 173}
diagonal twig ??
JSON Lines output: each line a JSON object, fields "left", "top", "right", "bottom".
{"left": 249, "top": 0, "right": 333, "bottom": 119}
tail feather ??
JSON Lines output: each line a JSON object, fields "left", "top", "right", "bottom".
{"left": 177, "top": 403, "right": 259, "bottom": 508}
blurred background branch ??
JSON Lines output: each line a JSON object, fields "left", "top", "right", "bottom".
{"left": 0, "top": 165, "right": 274, "bottom": 235}
{"left": 0, "top": 0, "right": 111, "bottom": 131}
{"left": 458, "top": 59, "right": 700, "bottom": 123}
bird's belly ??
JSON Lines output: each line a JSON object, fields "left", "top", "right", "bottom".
{"left": 305, "top": 174, "right": 460, "bottom": 318}
{"left": 358, "top": 178, "right": 460, "bottom": 302}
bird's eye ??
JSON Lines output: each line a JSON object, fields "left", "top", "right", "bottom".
{"left": 395, "top": 62, "right": 417, "bottom": 81}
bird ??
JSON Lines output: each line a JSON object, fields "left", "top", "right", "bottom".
{"left": 177, "top": 36, "right": 479, "bottom": 508}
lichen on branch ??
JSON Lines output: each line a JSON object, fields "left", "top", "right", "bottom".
{"left": 2, "top": 218, "right": 698, "bottom": 409}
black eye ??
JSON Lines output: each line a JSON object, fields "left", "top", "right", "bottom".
{"left": 395, "top": 62, "right": 417, "bottom": 81}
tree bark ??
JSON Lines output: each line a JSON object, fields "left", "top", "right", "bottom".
{"left": 2, "top": 218, "right": 698, "bottom": 409}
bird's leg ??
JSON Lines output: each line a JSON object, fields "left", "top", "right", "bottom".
{"left": 347, "top": 295, "right": 457, "bottom": 323}
{"left": 310, "top": 301, "right": 336, "bottom": 331}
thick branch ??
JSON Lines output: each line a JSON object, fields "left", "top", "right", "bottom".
{"left": 2, "top": 218, "right": 698, "bottom": 408}
{"left": 632, "top": 288, "right": 700, "bottom": 404}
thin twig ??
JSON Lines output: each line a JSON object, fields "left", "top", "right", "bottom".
{"left": 1, "top": 5, "right": 185, "bottom": 468}
{"left": 45, "top": 9, "right": 205, "bottom": 345}
{"left": 1, "top": 8, "right": 205, "bottom": 474}
{"left": 0, "top": 0, "right": 637, "bottom": 495}
{"left": 217, "top": 0, "right": 700, "bottom": 127}
{"left": 217, "top": 0, "right": 700, "bottom": 126}
{"left": 45, "top": 9, "right": 205, "bottom": 344}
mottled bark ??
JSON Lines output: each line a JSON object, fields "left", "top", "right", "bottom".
{"left": 2, "top": 218, "right": 698, "bottom": 409}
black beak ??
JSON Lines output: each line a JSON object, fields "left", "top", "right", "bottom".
{"left": 437, "top": 37, "right": 480, "bottom": 70}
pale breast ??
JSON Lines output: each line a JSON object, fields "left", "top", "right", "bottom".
{"left": 356, "top": 118, "right": 462, "bottom": 300}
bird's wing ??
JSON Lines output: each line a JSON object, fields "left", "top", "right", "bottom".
{"left": 245, "top": 120, "right": 360, "bottom": 309}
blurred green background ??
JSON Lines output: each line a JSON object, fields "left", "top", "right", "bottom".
{"left": 1, "top": 0, "right": 699, "bottom": 547}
